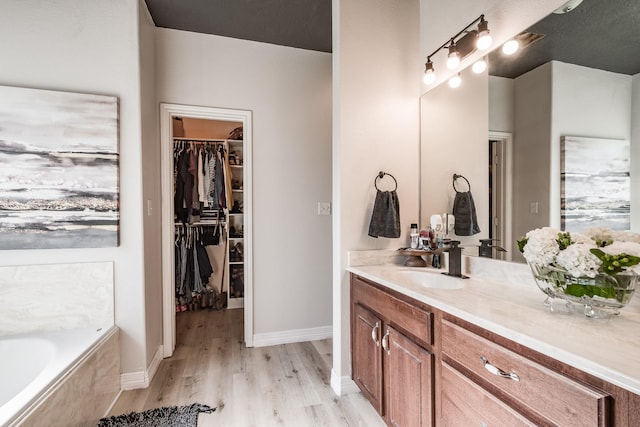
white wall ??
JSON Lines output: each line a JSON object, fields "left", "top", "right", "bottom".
{"left": 632, "top": 73, "right": 640, "bottom": 231}
{"left": 489, "top": 76, "right": 514, "bottom": 133}
{"left": 420, "top": 66, "right": 489, "bottom": 249}
{"left": 139, "top": 2, "right": 162, "bottom": 367}
{"left": 154, "top": 30, "right": 333, "bottom": 336}
{"left": 511, "top": 61, "right": 633, "bottom": 248}
{"left": 512, "top": 62, "right": 553, "bottom": 252}
{"left": 0, "top": 0, "right": 152, "bottom": 375}
{"left": 550, "top": 62, "right": 633, "bottom": 229}
{"left": 332, "top": 0, "right": 421, "bottom": 393}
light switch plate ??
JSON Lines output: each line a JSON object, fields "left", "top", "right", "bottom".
{"left": 317, "top": 202, "right": 331, "bottom": 215}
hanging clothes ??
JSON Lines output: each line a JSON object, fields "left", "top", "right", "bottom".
{"left": 173, "top": 140, "right": 230, "bottom": 224}
{"left": 174, "top": 223, "right": 227, "bottom": 312}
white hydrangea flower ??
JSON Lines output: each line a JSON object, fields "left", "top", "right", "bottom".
{"left": 556, "top": 243, "right": 601, "bottom": 277}
{"left": 570, "top": 232, "right": 592, "bottom": 245}
{"left": 600, "top": 241, "right": 640, "bottom": 257}
{"left": 582, "top": 227, "right": 614, "bottom": 246}
{"left": 611, "top": 230, "right": 640, "bottom": 244}
{"left": 522, "top": 227, "right": 561, "bottom": 266}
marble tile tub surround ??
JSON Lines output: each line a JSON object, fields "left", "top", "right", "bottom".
{"left": 0, "top": 262, "right": 114, "bottom": 336}
{"left": 348, "top": 249, "right": 535, "bottom": 288}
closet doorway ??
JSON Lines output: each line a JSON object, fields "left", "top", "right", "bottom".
{"left": 488, "top": 131, "right": 512, "bottom": 261}
{"left": 160, "top": 103, "right": 253, "bottom": 357}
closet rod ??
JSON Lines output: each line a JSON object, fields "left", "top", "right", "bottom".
{"left": 173, "top": 137, "right": 227, "bottom": 143}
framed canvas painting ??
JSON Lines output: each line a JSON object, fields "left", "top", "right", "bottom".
{"left": 561, "top": 136, "right": 630, "bottom": 232}
{"left": 0, "top": 85, "right": 119, "bottom": 249}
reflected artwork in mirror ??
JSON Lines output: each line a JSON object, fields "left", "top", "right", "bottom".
{"left": 420, "top": 0, "right": 640, "bottom": 263}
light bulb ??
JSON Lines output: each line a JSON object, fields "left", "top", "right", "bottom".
{"left": 446, "top": 52, "right": 460, "bottom": 70}
{"left": 476, "top": 17, "right": 492, "bottom": 50}
{"left": 476, "top": 33, "right": 492, "bottom": 50}
{"left": 446, "top": 41, "right": 460, "bottom": 70}
{"left": 423, "top": 60, "right": 435, "bottom": 84}
{"left": 423, "top": 69, "right": 436, "bottom": 85}
{"left": 502, "top": 39, "right": 519, "bottom": 55}
{"left": 472, "top": 58, "right": 487, "bottom": 74}
{"left": 448, "top": 74, "right": 462, "bottom": 88}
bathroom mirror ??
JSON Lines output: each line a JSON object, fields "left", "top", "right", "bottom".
{"left": 420, "top": 0, "right": 640, "bottom": 263}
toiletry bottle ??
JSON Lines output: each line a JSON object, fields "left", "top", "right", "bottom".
{"left": 410, "top": 223, "right": 419, "bottom": 248}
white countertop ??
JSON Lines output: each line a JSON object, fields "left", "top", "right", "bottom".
{"left": 347, "top": 263, "right": 640, "bottom": 395}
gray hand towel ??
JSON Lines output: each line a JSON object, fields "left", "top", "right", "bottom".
{"left": 453, "top": 191, "right": 480, "bottom": 236}
{"left": 368, "top": 190, "right": 401, "bottom": 238}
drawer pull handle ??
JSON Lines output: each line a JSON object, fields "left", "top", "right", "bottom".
{"left": 382, "top": 329, "right": 390, "bottom": 354}
{"left": 480, "top": 356, "right": 520, "bottom": 381}
{"left": 371, "top": 322, "right": 380, "bottom": 347}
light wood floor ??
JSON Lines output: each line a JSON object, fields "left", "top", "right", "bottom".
{"left": 108, "top": 309, "right": 386, "bottom": 426}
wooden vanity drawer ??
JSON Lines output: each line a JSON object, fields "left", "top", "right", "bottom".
{"left": 441, "top": 362, "right": 536, "bottom": 427}
{"left": 352, "top": 275, "right": 432, "bottom": 345}
{"left": 441, "top": 319, "right": 610, "bottom": 426}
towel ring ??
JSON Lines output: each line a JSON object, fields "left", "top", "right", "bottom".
{"left": 375, "top": 171, "right": 398, "bottom": 191}
{"left": 452, "top": 174, "right": 470, "bottom": 193}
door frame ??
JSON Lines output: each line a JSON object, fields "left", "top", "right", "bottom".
{"left": 160, "top": 103, "right": 253, "bottom": 357}
{"left": 489, "top": 131, "right": 513, "bottom": 260}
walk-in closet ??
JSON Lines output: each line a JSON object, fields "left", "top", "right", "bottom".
{"left": 171, "top": 116, "right": 247, "bottom": 317}
{"left": 161, "top": 104, "right": 252, "bottom": 356}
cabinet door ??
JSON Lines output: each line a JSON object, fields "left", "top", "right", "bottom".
{"left": 352, "top": 303, "right": 383, "bottom": 413}
{"left": 385, "top": 326, "right": 433, "bottom": 427}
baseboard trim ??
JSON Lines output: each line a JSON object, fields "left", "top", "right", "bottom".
{"left": 120, "top": 345, "right": 164, "bottom": 390}
{"left": 252, "top": 325, "right": 332, "bottom": 348}
{"left": 330, "top": 369, "right": 360, "bottom": 396}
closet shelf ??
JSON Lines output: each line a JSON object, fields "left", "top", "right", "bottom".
{"left": 173, "top": 137, "right": 226, "bottom": 143}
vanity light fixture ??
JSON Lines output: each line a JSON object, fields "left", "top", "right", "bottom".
{"left": 423, "top": 60, "right": 436, "bottom": 84}
{"left": 448, "top": 73, "right": 462, "bottom": 88}
{"left": 472, "top": 57, "right": 487, "bottom": 74}
{"left": 422, "top": 14, "right": 492, "bottom": 85}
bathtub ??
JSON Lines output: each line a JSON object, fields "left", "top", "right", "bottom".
{"left": 0, "top": 327, "right": 119, "bottom": 426}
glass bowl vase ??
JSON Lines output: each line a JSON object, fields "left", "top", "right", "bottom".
{"left": 528, "top": 263, "right": 638, "bottom": 318}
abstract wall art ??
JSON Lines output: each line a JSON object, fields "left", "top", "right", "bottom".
{"left": 0, "top": 85, "right": 119, "bottom": 249}
{"left": 561, "top": 135, "right": 630, "bottom": 232}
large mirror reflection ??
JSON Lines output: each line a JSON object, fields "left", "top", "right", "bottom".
{"left": 420, "top": 0, "right": 640, "bottom": 263}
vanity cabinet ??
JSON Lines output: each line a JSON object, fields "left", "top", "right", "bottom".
{"left": 351, "top": 275, "right": 434, "bottom": 427}
{"left": 350, "top": 272, "right": 640, "bottom": 427}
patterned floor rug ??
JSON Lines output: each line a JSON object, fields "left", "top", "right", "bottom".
{"left": 98, "top": 403, "right": 215, "bottom": 427}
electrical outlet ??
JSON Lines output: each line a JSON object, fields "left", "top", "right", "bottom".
{"left": 530, "top": 201, "right": 539, "bottom": 214}
{"left": 317, "top": 202, "right": 331, "bottom": 216}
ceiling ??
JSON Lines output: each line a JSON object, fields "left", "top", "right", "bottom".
{"left": 143, "top": 0, "right": 639, "bottom": 77}
{"left": 144, "top": 0, "right": 332, "bottom": 53}
{"left": 489, "top": 0, "right": 640, "bottom": 78}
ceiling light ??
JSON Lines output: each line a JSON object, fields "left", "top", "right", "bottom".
{"left": 502, "top": 39, "right": 519, "bottom": 55}
{"left": 446, "top": 41, "right": 460, "bottom": 69}
{"left": 476, "top": 17, "right": 492, "bottom": 50}
{"left": 448, "top": 74, "right": 462, "bottom": 88}
{"left": 472, "top": 58, "right": 487, "bottom": 74}
{"left": 423, "top": 60, "right": 436, "bottom": 85}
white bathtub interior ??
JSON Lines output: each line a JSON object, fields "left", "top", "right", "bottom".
{"left": 0, "top": 337, "right": 55, "bottom": 408}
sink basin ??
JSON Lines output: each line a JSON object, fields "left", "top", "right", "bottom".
{"left": 381, "top": 268, "right": 465, "bottom": 290}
